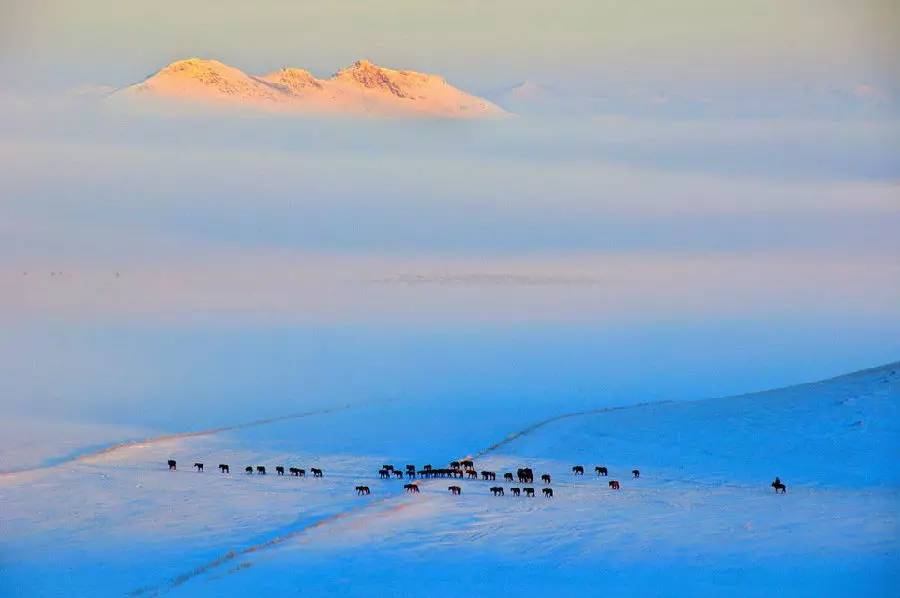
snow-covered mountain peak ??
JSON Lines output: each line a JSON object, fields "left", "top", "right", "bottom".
{"left": 114, "top": 57, "right": 505, "bottom": 118}
{"left": 330, "top": 60, "right": 445, "bottom": 98}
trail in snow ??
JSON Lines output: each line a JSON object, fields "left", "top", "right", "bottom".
{"left": 134, "top": 399, "right": 673, "bottom": 595}
{"left": 130, "top": 492, "right": 418, "bottom": 596}
{"left": 0, "top": 403, "right": 359, "bottom": 479}
{"left": 474, "top": 400, "right": 671, "bottom": 458}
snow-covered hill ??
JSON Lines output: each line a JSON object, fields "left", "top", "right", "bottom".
{"left": 113, "top": 58, "right": 506, "bottom": 118}
{"left": 1, "top": 363, "right": 897, "bottom": 596}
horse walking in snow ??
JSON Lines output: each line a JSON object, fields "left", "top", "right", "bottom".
{"left": 167, "top": 460, "right": 177, "bottom": 470}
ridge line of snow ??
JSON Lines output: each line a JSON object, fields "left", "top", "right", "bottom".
{"left": 0, "top": 402, "right": 368, "bottom": 479}
{"left": 478, "top": 360, "right": 898, "bottom": 457}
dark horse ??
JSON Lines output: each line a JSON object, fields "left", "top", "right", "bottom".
{"left": 632, "top": 469, "right": 640, "bottom": 478}
{"left": 219, "top": 464, "right": 229, "bottom": 473}
{"left": 504, "top": 472, "right": 514, "bottom": 482}
{"left": 276, "top": 466, "right": 285, "bottom": 476}
{"left": 609, "top": 480, "right": 620, "bottom": 490}
{"left": 542, "top": 488, "right": 554, "bottom": 498}
{"left": 193, "top": 462, "right": 203, "bottom": 472}
{"left": 595, "top": 466, "right": 608, "bottom": 476}
{"left": 379, "top": 469, "right": 390, "bottom": 479}
{"left": 393, "top": 470, "right": 404, "bottom": 479}
{"left": 490, "top": 486, "right": 504, "bottom": 496}
{"left": 771, "top": 477, "right": 787, "bottom": 494}
{"left": 510, "top": 487, "right": 521, "bottom": 496}
{"left": 256, "top": 466, "right": 266, "bottom": 475}
{"left": 289, "top": 467, "right": 302, "bottom": 476}
{"left": 245, "top": 466, "right": 253, "bottom": 474}
{"left": 541, "top": 474, "right": 551, "bottom": 484}
{"left": 448, "top": 486, "right": 462, "bottom": 495}
{"left": 311, "top": 468, "right": 324, "bottom": 477}
{"left": 404, "top": 483, "right": 420, "bottom": 493}
{"left": 572, "top": 466, "right": 584, "bottom": 475}
{"left": 481, "top": 471, "right": 496, "bottom": 481}
{"left": 523, "top": 487, "right": 535, "bottom": 497}
{"left": 356, "top": 486, "right": 370, "bottom": 495}
{"left": 167, "top": 460, "right": 177, "bottom": 471}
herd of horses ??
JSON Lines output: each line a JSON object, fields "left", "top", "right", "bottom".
{"left": 367, "top": 462, "right": 645, "bottom": 498}
{"left": 167, "top": 458, "right": 787, "bottom": 496}
{"left": 166, "top": 460, "right": 323, "bottom": 478}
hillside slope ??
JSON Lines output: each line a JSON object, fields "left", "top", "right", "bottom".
{"left": 487, "top": 362, "right": 900, "bottom": 487}
{"left": 1, "top": 363, "right": 897, "bottom": 596}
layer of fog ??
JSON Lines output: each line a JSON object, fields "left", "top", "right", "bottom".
{"left": 1, "top": 93, "right": 898, "bottom": 429}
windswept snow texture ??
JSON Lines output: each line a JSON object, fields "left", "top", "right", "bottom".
{"left": 1, "top": 364, "right": 898, "bottom": 596}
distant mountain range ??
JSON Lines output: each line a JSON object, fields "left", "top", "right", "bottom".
{"left": 113, "top": 58, "right": 506, "bottom": 119}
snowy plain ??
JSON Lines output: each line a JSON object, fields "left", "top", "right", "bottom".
{"left": 1, "top": 363, "right": 897, "bottom": 596}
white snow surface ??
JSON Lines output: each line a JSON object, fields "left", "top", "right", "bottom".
{"left": 1, "top": 363, "right": 898, "bottom": 596}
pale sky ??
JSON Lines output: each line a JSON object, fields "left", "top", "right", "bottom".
{"left": 2, "top": 0, "right": 899, "bottom": 107}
